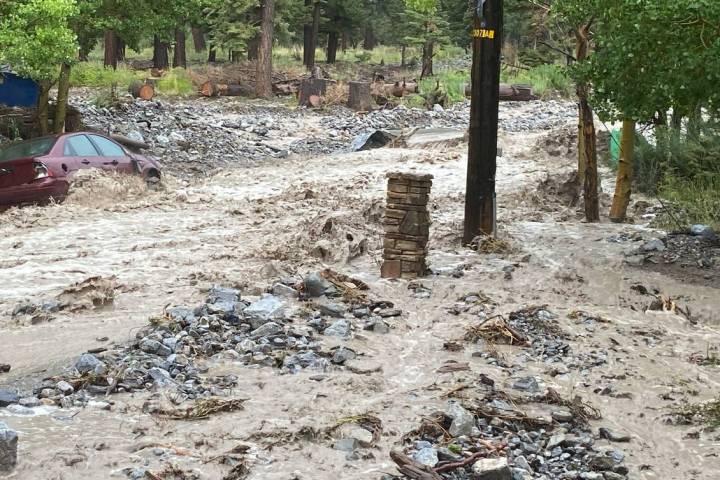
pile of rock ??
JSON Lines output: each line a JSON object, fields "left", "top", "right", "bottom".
{"left": 0, "top": 421, "right": 17, "bottom": 474}
{"left": 381, "top": 172, "right": 433, "bottom": 279}
{"left": 0, "top": 273, "right": 396, "bottom": 411}
{"left": 397, "top": 395, "right": 629, "bottom": 480}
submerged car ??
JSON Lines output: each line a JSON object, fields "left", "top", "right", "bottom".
{"left": 0, "top": 132, "right": 161, "bottom": 207}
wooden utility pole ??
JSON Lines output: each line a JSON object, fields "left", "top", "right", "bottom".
{"left": 463, "top": 0, "right": 503, "bottom": 243}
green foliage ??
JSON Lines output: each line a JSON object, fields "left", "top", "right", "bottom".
{"left": 0, "top": 0, "right": 78, "bottom": 83}
{"left": 70, "top": 61, "right": 143, "bottom": 87}
{"left": 419, "top": 70, "right": 469, "bottom": 103}
{"left": 156, "top": 68, "right": 195, "bottom": 95}
{"left": 502, "top": 64, "right": 573, "bottom": 99}
{"left": 204, "top": 0, "right": 259, "bottom": 53}
{"left": 658, "top": 176, "right": 720, "bottom": 230}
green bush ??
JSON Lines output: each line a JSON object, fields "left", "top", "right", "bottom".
{"left": 70, "top": 62, "right": 143, "bottom": 87}
{"left": 419, "top": 70, "right": 469, "bottom": 104}
{"left": 156, "top": 68, "right": 195, "bottom": 96}
{"left": 658, "top": 175, "right": 720, "bottom": 230}
{"left": 502, "top": 64, "right": 573, "bottom": 99}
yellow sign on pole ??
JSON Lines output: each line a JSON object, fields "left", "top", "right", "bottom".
{"left": 471, "top": 28, "right": 495, "bottom": 39}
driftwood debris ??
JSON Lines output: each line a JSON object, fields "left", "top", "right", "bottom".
{"left": 273, "top": 79, "right": 300, "bottom": 95}
{"left": 200, "top": 81, "right": 253, "bottom": 98}
{"left": 464, "top": 83, "right": 538, "bottom": 101}
{"left": 110, "top": 134, "right": 149, "bottom": 151}
{"left": 348, "top": 81, "right": 373, "bottom": 111}
{"left": 128, "top": 80, "right": 155, "bottom": 100}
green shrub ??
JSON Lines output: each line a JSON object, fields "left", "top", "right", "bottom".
{"left": 156, "top": 68, "right": 195, "bottom": 96}
{"left": 657, "top": 175, "right": 720, "bottom": 230}
{"left": 419, "top": 70, "right": 469, "bottom": 104}
{"left": 502, "top": 64, "right": 573, "bottom": 99}
{"left": 70, "top": 62, "right": 143, "bottom": 88}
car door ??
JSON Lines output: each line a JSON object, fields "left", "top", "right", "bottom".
{"left": 63, "top": 134, "right": 101, "bottom": 175}
{"left": 87, "top": 134, "right": 134, "bottom": 174}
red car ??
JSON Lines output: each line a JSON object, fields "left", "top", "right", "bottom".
{"left": 0, "top": 132, "right": 161, "bottom": 207}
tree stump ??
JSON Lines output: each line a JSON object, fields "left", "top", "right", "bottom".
{"left": 128, "top": 80, "right": 154, "bottom": 100}
{"left": 298, "top": 78, "right": 333, "bottom": 107}
{"left": 348, "top": 81, "right": 372, "bottom": 111}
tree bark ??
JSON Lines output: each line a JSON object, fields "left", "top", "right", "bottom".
{"left": 327, "top": 31, "right": 338, "bottom": 63}
{"left": 104, "top": 29, "right": 118, "bottom": 69}
{"left": 348, "top": 81, "right": 372, "bottom": 111}
{"left": 191, "top": 27, "right": 206, "bottom": 52}
{"left": 173, "top": 28, "right": 187, "bottom": 68}
{"left": 248, "top": 35, "right": 260, "bottom": 60}
{"left": 255, "top": 0, "right": 275, "bottom": 98}
{"left": 401, "top": 45, "right": 406, "bottom": 67}
{"left": 363, "top": 25, "right": 375, "bottom": 50}
{"left": 54, "top": 63, "right": 71, "bottom": 134}
{"left": 303, "top": 0, "right": 312, "bottom": 67}
{"left": 341, "top": 31, "right": 348, "bottom": 52}
{"left": 153, "top": 35, "right": 170, "bottom": 69}
{"left": 609, "top": 120, "right": 635, "bottom": 222}
{"left": 574, "top": 24, "right": 599, "bottom": 222}
{"left": 116, "top": 38, "right": 126, "bottom": 62}
{"left": 208, "top": 46, "right": 217, "bottom": 63}
{"left": 306, "top": 0, "right": 320, "bottom": 70}
{"left": 37, "top": 82, "right": 50, "bottom": 136}
{"left": 421, "top": 40, "right": 434, "bottom": 78}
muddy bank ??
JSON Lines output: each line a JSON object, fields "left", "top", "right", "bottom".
{"left": 0, "top": 105, "right": 718, "bottom": 480}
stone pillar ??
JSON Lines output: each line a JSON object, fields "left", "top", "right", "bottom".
{"left": 381, "top": 172, "right": 433, "bottom": 279}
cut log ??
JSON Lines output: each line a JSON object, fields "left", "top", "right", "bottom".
{"left": 464, "top": 83, "right": 538, "bottom": 101}
{"left": 111, "top": 134, "right": 149, "bottom": 151}
{"left": 298, "top": 78, "right": 335, "bottom": 107}
{"left": 273, "top": 80, "right": 300, "bottom": 95}
{"left": 200, "top": 80, "right": 220, "bottom": 97}
{"left": 348, "top": 81, "right": 372, "bottom": 111}
{"left": 128, "top": 80, "right": 155, "bottom": 100}
{"left": 200, "top": 81, "right": 253, "bottom": 97}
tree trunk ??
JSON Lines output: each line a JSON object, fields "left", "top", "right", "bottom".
{"left": 348, "top": 81, "right": 372, "bottom": 111}
{"left": 248, "top": 35, "right": 260, "bottom": 60}
{"left": 54, "top": 63, "right": 71, "bottom": 134}
{"left": 153, "top": 35, "right": 170, "bottom": 69}
{"left": 327, "top": 31, "right": 338, "bottom": 63}
{"left": 574, "top": 24, "right": 599, "bottom": 222}
{"left": 401, "top": 45, "right": 406, "bottom": 67}
{"left": 208, "top": 46, "right": 217, "bottom": 63}
{"left": 609, "top": 120, "right": 635, "bottom": 222}
{"left": 363, "top": 26, "right": 375, "bottom": 50}
{"left": 191, "top": 27, "right": 206, "bottom": 52}
{"left": 255, "top": 0, "right": 275, "bottom": 98}
{"left": 421, "top": 40, "right": 434, "bottom": 78}
{"left": 231, "top": 51, "right": 242, "bottom": 63}
{"left": 104, "top": 30, "right": 118, "bottom": 69}
{"left": 303, "top": 0, "right": 312, "bottom": 67}
{"left": 37, "top": 83, "right": 51, "bottom": 136}
{"left": 307, "top": 0, "right": 320, "bottom": 69}
{"left": 116, "top": 38, "right": 126, "bottom": 62}
{"left": 341, "top": 31, "right": 348, "bottom": 52}
{"left": 173, "top": 28, "right": 187, "bottom": 68}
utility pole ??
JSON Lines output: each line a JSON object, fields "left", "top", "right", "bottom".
{"left": 463, "top": 0, "right": 503, "bottom": 243}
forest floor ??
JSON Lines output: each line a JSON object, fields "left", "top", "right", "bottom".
{"left": 0, "top": 94, "right": 718, "bottom": 480}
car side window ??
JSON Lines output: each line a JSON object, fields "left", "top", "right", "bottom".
{"left": 65, "top": 135, "right": 99, "bottom": 156}
{"left": 89, "top": 135, "right": 125, "bottom": 156}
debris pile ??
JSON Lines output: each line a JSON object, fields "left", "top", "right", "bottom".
{"left": 0, "top": 272, "right": 397, "bottom": 412}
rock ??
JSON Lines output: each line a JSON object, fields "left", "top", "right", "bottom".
{"left": 244, "top": 294, "right": 286, "bottom": 328}
{"left": 318, "top": 301, "right": 346, "bottom": 318}
{"left": 690, "top": 224, "right": 718, "bottom": 242}
{"left": 250, "top": 321, "right": 282, "bottom": 338}
{"left": 304, "top": 273, "right": 332, "bottom": 298}
{"left": 0, "top": 389, "right": 19, "bottom": 407}
{"left": 598, "top": 427, "right": 631, "bottom": 443}
{"left": 56, "top": 381, "right": 74, "bottom": 396}
{"left": 446, "top": 401, "right": 476, "bottom": 437}
{"left": 88, "top": 400, "right": 111, "bottom": 411}
{"left": 580, "top": 474, "right": 604, "bottom": 480}
{"left": 18, "top": 397, "right": 40, "bottom": 408}
{"left": 6, "top": 404, "right": 33, "bottom": 415}
{"left": 340, "top": 425, "right": 374, "bottom": 446}
{"left": 432, "top": 103, "right": 445, "bottom": 113}
{"left": 546, "top": 434, "right": 566, "bottom": 450}
{"left": 148, "top": 367, "right": 174, "bottom": 388}
{"left": 513, "top": 455, "right": 533, "bottom": 473}
{"left": 512, "top": 376, "right": 540, "bottom": 393}
{"left": 472, "top": 457, "right": 512, "bottom": 480}
{"left": 141, "top": 338, "right": 172, "bottom": 356}
{"left": 373, "top": 320, "right": 390, "bottom": 334}
{"left": 588, "top": 453, "right": 616, "bottom": 471}
{"left": 324, "top": 319, "right": 351, "bottom": 337}
{"left": 413, "top": 447, "right": 439, "bottom": 467}
{"left": 0, "top": 364, "right": 10, "bottom": 373}
{"left": 75, "top": 353, "right": 106, "bottom": 375}
{"left": 331, "top": 347, "right": 356, "bottom": 365}
{"left": 0, "top": 421, "right": 18, "bottom": 473}
{"left": 641, "top": 238, "right": 665, "bottom": 252}
{"left": 551, "top": 409, "right": 574, "bottom": 423}
{"left": 272, "top": 283, "right": 298, "bottom": 298}
{"left": 333, "top": 438, "right": 359, "bottom": 452}
{"left": 602, "top": 473, "right": 625, "bottom": 480}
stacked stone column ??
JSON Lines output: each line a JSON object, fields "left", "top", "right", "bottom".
{"left": 381, "top": 172, "right": 433, "bottom": 279}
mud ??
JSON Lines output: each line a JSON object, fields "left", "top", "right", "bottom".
{"left": 0, "top": 100, "right": 719, "bottom": 480}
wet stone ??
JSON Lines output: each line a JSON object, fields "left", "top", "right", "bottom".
{"left": 446, "top": 401, "right": 476, "bottom": 437}
{"left": 75, "top": 353, "right": 106, "bottom": 375}
{"left": 598, "top": 428, "right": 631, "bottom": 443}
{"left": 318, "top": 301, "right": 346, "bottom": 318}
{"left": 333, "top": 438, "right": 359, "bottom": 452}
{"left": 304, "top": 273, "right": 333, "bottom": 298}
{"left": 250, "top": 321, "right": 282, "bottom": 338}
{"left": 56, "top": 381, "right": 74, "bottom": 396}
{"left": 512, "top": 376, "right": 540, "bottom": 393}
{"left": 413, "top": 447, "right": 439, "bottom": 467}
{"left": 332, "top": 347, "right": 356, "bottom": 365}
{"left": 641, "top": 238, "right": 665, "bottom": 252}
{"left": 472, "top": 457, "right": 512, "bottom": 480}
{"left": 271, "top": 283, "right": 298, "bottom": 298}
{"left": 244, "top": 294, "right": 286, "bottom": 328}
{"left": 18, "top": 397, "right": 40, "bottom": 408}
{"left": 0, "top": 390, "right": 20, "bottom": 407}
{"left": 552, "top": 409, "right": 574, "bottom": 423}
{"left": 324, "top": 319, "right": 351, "bottom": 337}
{"left": 0, "top": 421, "right": 18, "bottom": 473}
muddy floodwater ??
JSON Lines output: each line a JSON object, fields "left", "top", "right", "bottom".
{"left": 0, "top": 100, "right": 718, "bottom": 480}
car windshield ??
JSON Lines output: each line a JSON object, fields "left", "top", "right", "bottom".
{"left": 0, "top": 137, "right": 57, "bottom": 163}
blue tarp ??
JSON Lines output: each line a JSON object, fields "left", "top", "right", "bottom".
{"left": 0, "top": 71, "right": 40, "bottom": 108}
